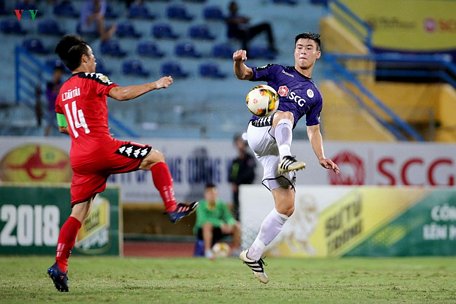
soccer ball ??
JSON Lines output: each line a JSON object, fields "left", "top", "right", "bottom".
{"left": 212, "top": 242, "right": 230, "bottom": 258}
{"left": 245, "top": 84, "right": 279, "bottom": 117}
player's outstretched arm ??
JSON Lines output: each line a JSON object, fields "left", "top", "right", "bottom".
{"left": 233, "top": 50, "right": 253, "bottom": 80}
{"left": 109, "top": 76, "right": 173, "bottom": 101}
{"left": 307, "top": 124, "right": 340, "bottom": 174}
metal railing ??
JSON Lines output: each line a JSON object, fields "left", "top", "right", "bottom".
{"left": 324, "top": 53, "right": 425, "bottom": 141}
{"left": 328, "top": 0, "right": 373, "bottom": 49}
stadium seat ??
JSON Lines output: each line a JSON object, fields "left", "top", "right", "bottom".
{"left": 249, "top": 45, "right": 277, "bottom": 60}
{"left": 188, "top": 24, "right": 215, "bottom": 40}
{"left": 183, "top": 0, "right": 207, "bottom": 3}
{"left": 212, "top": 42, "right": 235, "bottom": 59}
{"left": 22, "top": 38, "right": 48, "bottom": 54}
{"left": 53, "top": 1, "right": 79, "bottom": 18}
{"left": 43, "top": 58, "right": 71, "bottom": 75}
{"left": 175, "top": 42, "right": 201, "bottom": 58}
{"left": 137, "top": 41, "right": 165, "bottom": 58}
{"left": 95, "top": 58, "right": 112, "bottom": 75}
{"left": 100, "top": 40, "right": 127, "bottom": 57}
{"left": 116, "top": 21, "right": 142, "bottom": 38}
{"left": 199, "top": 62, "right": 226, "bottom": 79}
{"left": 202, "top": 5, "right": 225, "bottom": 21}
{"left": 151, "top": 23, "right": 179, "bottom": 39}
{"left": 37, "top": 18, "right": 64, "bottom": 36}
{"left": 122, "top": 59, "right": 150, "bottom": 77}
{"left": 104, "top": 3, "right": 119, "bottom": 19}
{"left": 0, "top": 19, "right": 26, "bottom": 35}
{"left": 128, "top": 3, "right": 157, "bottom": 20}
{"left": 166, "top": 4, "right": 193, "bottom": 21}
{"left": 272, "top": 0, "right": 298, "bottom": 4}
{"left": 161, "top": 61, "right": 189, "bottom": 79}
{"left": 76, "top": 21, "right": 98, "bottom": 39}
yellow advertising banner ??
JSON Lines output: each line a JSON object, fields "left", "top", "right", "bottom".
{"left": 340, "top": 0, "right": 456, "bottom": 51}
{"left": 269, "top": 187, "right": 426, "bottom": 257}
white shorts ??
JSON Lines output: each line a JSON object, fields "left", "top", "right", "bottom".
{"left": 247, "top": 121, "right": 295, "bottom": 191}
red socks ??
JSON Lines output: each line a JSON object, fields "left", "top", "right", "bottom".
{"left": 56, "top": 216, "right": 81, "bottom": 273}
{"left": 150, "top": 162, "right": 177, "bottom": 212}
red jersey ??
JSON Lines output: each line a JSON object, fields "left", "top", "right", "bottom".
{"left": 55, "top": 72, "right": 150, "bottom": 204}
{"left": 55, "top": 72, "right": 118, "bottom": 155}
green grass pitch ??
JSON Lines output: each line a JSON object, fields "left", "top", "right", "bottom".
{"left": 1, "top": 256, "right": 456, "bottom": 303}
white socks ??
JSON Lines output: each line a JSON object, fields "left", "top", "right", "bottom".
{"left": 247, "top": 208, "right": 289, "bottom": 260}
{"left": 275, "top": 119, "right": 293, "bottom": 159}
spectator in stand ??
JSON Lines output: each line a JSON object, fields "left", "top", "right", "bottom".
{"left": 44, "top": 64, "right": 65, "bottom": 136}
{"left": 79, "top": 0, "right": 116, "bottom": 42}
{"left": 225, "top": 1, "right": 278, "bottom": 54}
{"left": 228, "top": 133, "right": 256, "bottom": 221}
{"left": 193, "top": 183, "right": 241, "bottom": 259}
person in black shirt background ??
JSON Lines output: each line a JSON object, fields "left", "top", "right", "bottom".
{"left": 228, "top": 133, "right": 257, "bottom": 221}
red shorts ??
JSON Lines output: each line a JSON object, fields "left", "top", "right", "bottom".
{"left": 70, "top": 139, "right": 151, "bottom": 205}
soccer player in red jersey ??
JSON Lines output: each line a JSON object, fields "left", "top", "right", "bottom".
{"left": 47, "top": 35, "right": 198, "bottom": 292}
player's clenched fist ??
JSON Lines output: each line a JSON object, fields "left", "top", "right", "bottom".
{"left": 155, "top": 76, "right": 173, "bottom": 89}
{"left": 233, "top": 49, "right": 247, "bottom": 62}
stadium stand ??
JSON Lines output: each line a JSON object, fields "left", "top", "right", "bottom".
{"left": 116, "top": 21, "right": 142, "bottom": 39}
{"left": 122, "top": 59, "right": 150, "bottom": 77}
{"left": 37, "top": 18, "right": 65, "bottom": 36}
{"left": 137, "top": 40, "right": 166, "bottom": 58}
{"left": 6, "top": 0, "right": 452, "bottom": 141}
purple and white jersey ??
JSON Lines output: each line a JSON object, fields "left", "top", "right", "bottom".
{"left": 250, "top": 64, "right": 322, "bottom": 128}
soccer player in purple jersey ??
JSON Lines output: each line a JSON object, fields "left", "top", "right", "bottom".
{"left": 232, "top": 32, "right": 340, "bottom": 283}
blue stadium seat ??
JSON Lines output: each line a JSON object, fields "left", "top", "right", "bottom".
{"left": 100, "top": 40, "right": 127, "bottom": 57}
{"left": 166, "top": 4, "right": 193, "bottom": 21}
{"left": 37, "top": 18, "right": 64, "bottom": 36}
{"left": 128, "top": 3, "right": 157, "bottom": 20}
{"left": 188, "top": 24, "right": 215, "bottom": 40}
{"left": 53, "top": 1, "right": 79, "bottom": 18}
{"left": 199, "top": 62, "right": 226, "bottom": 79}
{"left": 203, "top": 5, "right": 225, "bottom": 21}
{"left": 175, "top": 42, "right": 201, "bottom": 58}
{"left": 22, "top": 38, "right": 48, "bottom": 54}
{"left": 151, "top": 23, "right": 179, "bottom": 39}
{"left": 161, "top": 61, "right": 189, "bottom": 79}
{"left": 116, "top": 21, "right": 142, "bottom": 38}
{"left": 95, "top": 58, "right": 112, "bottom": 75}
{"left": 122, "top": 59, "right": 150, "bottom": 77}
{"left": 104, "top": 3, "right": 119, "bottom": 19}
{"left": 272, "top": 0, "right": 298, "bottom": 4}
{"left": 249, "top": 45, "right": 277, "bottom": 60}
{"left": 137, "top": 41, "right": 165, "bottom": 58}
{"left": 212, "top": 42, "right": 235, "bottom": 59}
{"left": 0, "top": 19, "right": 26, "bottom": 35}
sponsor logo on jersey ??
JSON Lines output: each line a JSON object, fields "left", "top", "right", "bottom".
{"left": 278, "top": 85, "right": 307, "bottom": 107}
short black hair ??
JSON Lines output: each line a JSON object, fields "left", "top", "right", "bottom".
{"left": 205, "top": 182, "right": 216, "bottom": 189}
{"left": 55, "top": 35, "right": 90, "bottom": 71}
{"left": 295, "top": 32, "right": 321, "bottom": 51}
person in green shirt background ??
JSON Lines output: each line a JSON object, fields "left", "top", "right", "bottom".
{"left": 194, "top": 183, "right": 241, "bottom": 259}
